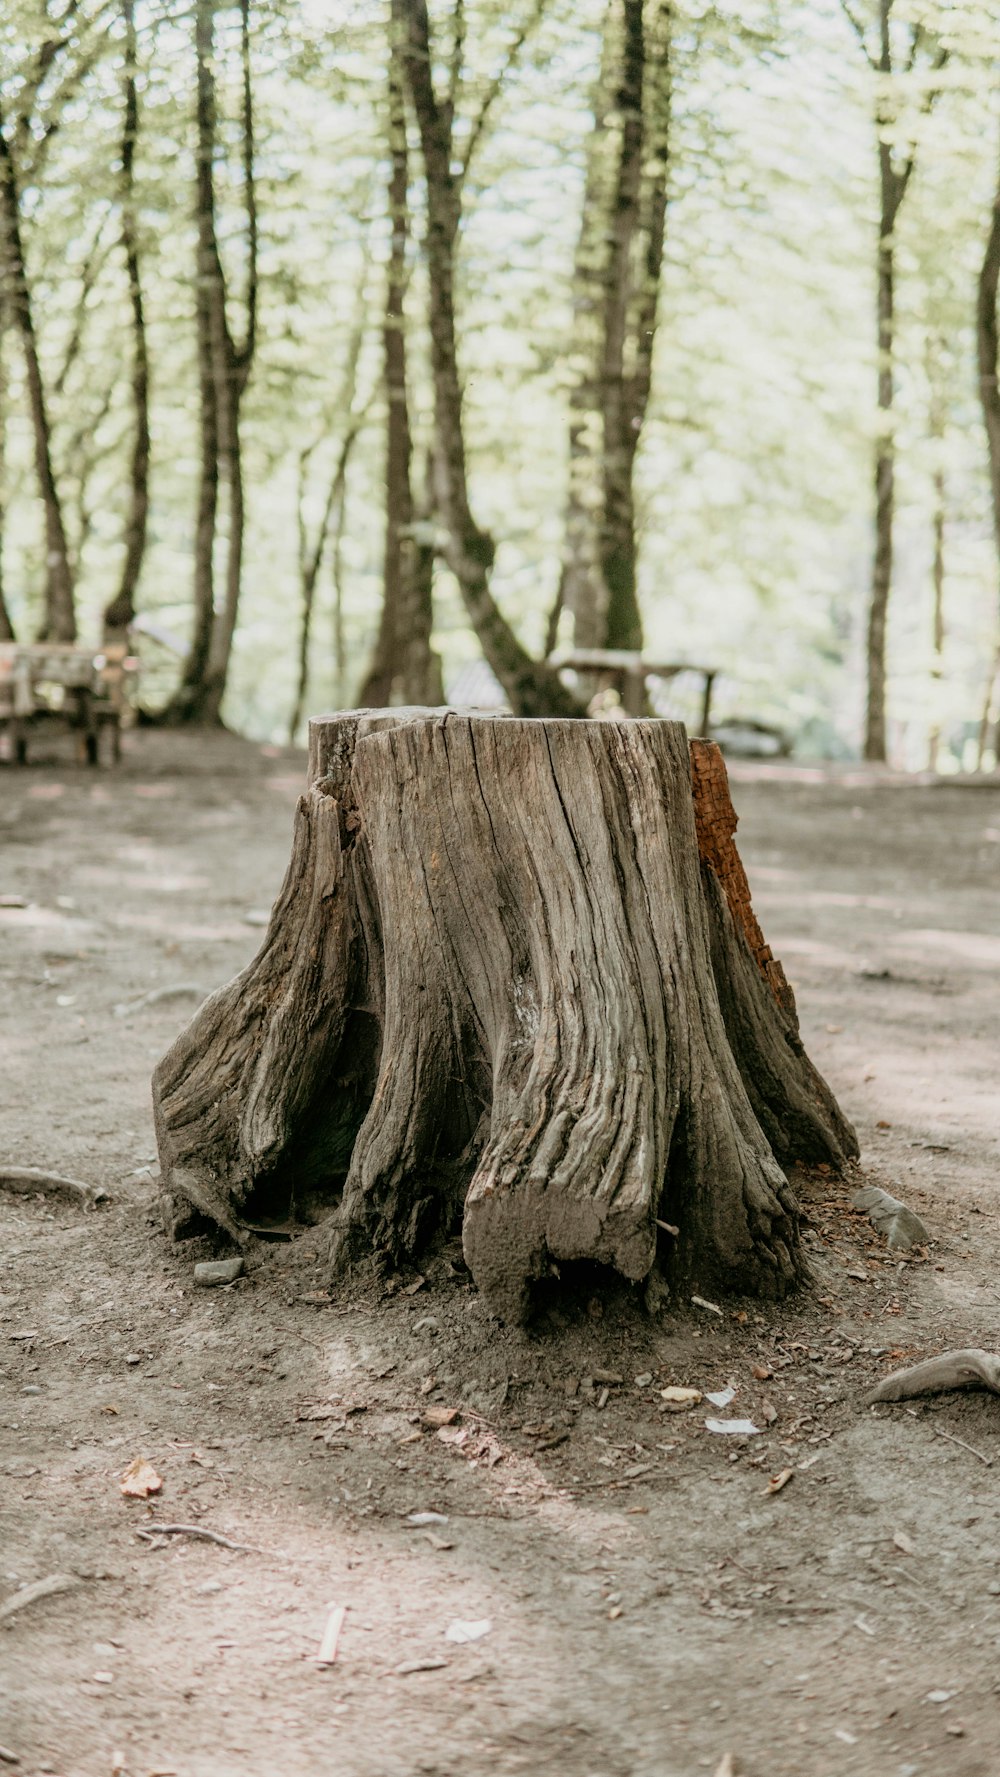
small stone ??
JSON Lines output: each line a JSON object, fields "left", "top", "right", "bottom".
{"left": 125, "top": 1353, "right": 142, "bottom": 1365}
{"left": 194, "top": 1258, "right": 245, "bottom": 1288}
{"left": 634, "top": 1373, "right": 653, "bottom": 1387}
{"left": 412, "top": 1317, "right": 439, "bottom": 1335}
{"left": 196, "top": 1579, "right": 223, "bottom": 1596}
{"left": 20, "top": 1386, "right": 42, "bottom": 1396}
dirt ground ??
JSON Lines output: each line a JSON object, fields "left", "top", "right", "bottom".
{"left": 1, "top": 727, "right": 999, "bottom": 1777}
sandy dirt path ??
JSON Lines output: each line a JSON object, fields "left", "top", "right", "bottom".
{"left": 1, "top": 731, "right": 999, "bottom": 1777}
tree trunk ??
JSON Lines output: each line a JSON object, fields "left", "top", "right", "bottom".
{"left": 152, "top": 711, "right": 857, "bottom": 1323}
{"left": 977, "top": 116, "right": 1000, "bottom": 770}
{"left": 167, "top": 0, "right": 220, "bottom": 719}
{"left": 104, "top": 0, "right": 150, "bottom": 643}
{"left": 557, "top": 0, "right": 671, "bottom": 662}
{"left": 859, "top": 0, "right": 942, "bottom": 764}
{"left": 599, "top": 0, "right": 647, "bottom": 656}
{"left": 168, "top": 0, "right": 256, "bottom": 726}
{"left": 394, "top": 0, "right": 582, "bottom": 719}
{"left": 0, "top": 326, "right": 14, "bottom": 641}
{"left": 865, "top": 150, "right": 896, "bottom": 764}
{"left": 0, "top": 103, "right": 75, "bottom": 643}
{"left": 358, "top": 46, "right": 444, "bottom": 710}
{"left": 556, "top": 5, "right": 619, "bottom": 654}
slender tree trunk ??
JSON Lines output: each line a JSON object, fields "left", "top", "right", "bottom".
{"left": 104, "top": 0, "right": 150, "bottom": 643}
{"left": 199, "top": 0, "right": 257, "bottom": 726}
{"left": 555, "top": 0, "right": 671, "bottom": 662}
{"left": 167, "top": 0, "right": 219, "bottom": 718}
{"left": 360, "top": 49, "right": 443, "bottom": 709}
{"left": 394, "top": 0, "right": 582, "bottom": 718}
{"left": 291, "top": 411, "right": 368, "bottom": 740}
{"left": 555, "top": 4, "right": 618, "bottom": 654}
{"left": 599, "top": 0, "right": 646, "bottom": 654}
{"left": 927, "top": 463, "right": 945, "bottom": 770}
{"left": 0, "top": 102, "right": 75, "bottom": 642}
{"left": 865, "top": 143, "right": 897, "bottom": 763}
{"left": 169, "top": 0, "right": 256, "bottom": 726}
{"left": 201, "top": 348, "right": 244, "bottom": 724}
{"left": 609, "top": 0, "right": 670, "bottom": 649}
{"left": 0, "top": 327, "right": 13, "bottom": 640}
{"left": 977, "top": 117, "right": 1000, "bottom": 769}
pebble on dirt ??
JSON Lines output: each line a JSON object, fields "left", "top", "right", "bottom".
{"left": 194, "top": 1257, "right": 245, "bottom": 1288}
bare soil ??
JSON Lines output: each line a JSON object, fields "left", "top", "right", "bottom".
{"left": 1, "top": 729, "right": 999, "bottom": 1777}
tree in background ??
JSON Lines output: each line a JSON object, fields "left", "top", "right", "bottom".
{"left": 102, "top": 0, "right": 150, "bottom": 646}
{"left": 169, "top": 0, "right": 258, "bottom": 724}
{"left": 393, "top": 0, "right": 582, "bottom": 718}
{"left": 840, "top": 0, "right": 948, "bottom": 762}
{"left": 553, "top": 0, "right": 672, "bottom": 657}
{"left": 357, "top": 31, "right": 443, "bottom": 709}
{"left": 0, "top": 22, "right": 81, "bottom": 643}
{"left": 976, "top": 110, "right": 1000, "bottom": 765}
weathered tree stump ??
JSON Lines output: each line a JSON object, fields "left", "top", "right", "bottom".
{"left": 152, "top": 711, "right": 857, "bottom": 1321}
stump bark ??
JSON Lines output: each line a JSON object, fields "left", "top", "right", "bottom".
{"left": 152, "top": 711, "right": 857, "bottom": 1321}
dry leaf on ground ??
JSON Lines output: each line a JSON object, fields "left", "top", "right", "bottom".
{"left": 119, "top": 1457, "right": 163, "bottom": 1499}
{"left": 765, "top": 1468, "right": 794, "bottom": 1496}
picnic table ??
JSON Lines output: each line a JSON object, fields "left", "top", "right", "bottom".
{"left": 0, "top": 642, "right": 138, "bottom": 766}
{"left": 547, "top": 648, "right": 718, "bottom": 732}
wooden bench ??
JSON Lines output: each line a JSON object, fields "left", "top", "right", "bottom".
{"left": 547, "top": 648, "right": 718, "bottom": 733}
{"left": 0, "top": 643, "right": 138, "bottom": 766}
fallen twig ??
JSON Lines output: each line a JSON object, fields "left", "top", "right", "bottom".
{"left": 277, "top": 1323, "right": 326, "bottom": 1352}
{"left": 0, "top": 1168, "right": 106, "bottom": 1207}
{"left": 931, "top": 1425, "right": 993, "bottom": 1467}
{"left": 0, "top": 1573, "right": 79, "bottom": 1622}
{"left": 867, "top": 1348, "right": 1000, "bottom": 1404}
{"left": 0, "top": 1740, "right": 20, "bottom": 1765}
{"left": 135, "top": 1524, "right": 261, "bottom": 1554}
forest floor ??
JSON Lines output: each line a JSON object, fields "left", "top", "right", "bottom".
{"left": 1, "top": 728, "right": 999, "bottom": 1777}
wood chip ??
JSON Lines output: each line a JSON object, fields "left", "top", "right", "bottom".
{"left": 421, "top": 1405, "right": 458, "bottom": 1429}
{"left": 119, "top": 1457, "right": 163, "bottom": 1499}
{"left": 315, "top": 1603, "right": 346, "bottom": 1666}
{"left": 764, "top": 1468, "right": 794, "bottom": 1496}
{"left": 660, "top": 1386, "right": 702, "bottom": 1410}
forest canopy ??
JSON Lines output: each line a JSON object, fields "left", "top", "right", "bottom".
{"left": 2, "top": 0, "right": 1000, "bottom": 767}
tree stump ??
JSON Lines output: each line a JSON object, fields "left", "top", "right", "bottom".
{"left": 152, "top": 711, "right": 857, "bottom": 1321}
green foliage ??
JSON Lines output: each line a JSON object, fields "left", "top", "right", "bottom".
{"left": 0, "top": 0, "right": 998, "bottom": 762}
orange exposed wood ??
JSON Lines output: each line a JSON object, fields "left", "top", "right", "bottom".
{"left": 690, "top": 739, "right": 796, "bottom": 1019}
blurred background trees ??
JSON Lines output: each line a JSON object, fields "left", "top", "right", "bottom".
{"left": 2, "top": 0, "right": 1000, "bottom": 767}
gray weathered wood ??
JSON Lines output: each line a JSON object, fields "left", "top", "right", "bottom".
{"left": 152, "top": 710, "right": 857, "bottom": 1320}
{"left": 867, "top": 1349, "right": 1000, "bottom": 1404}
